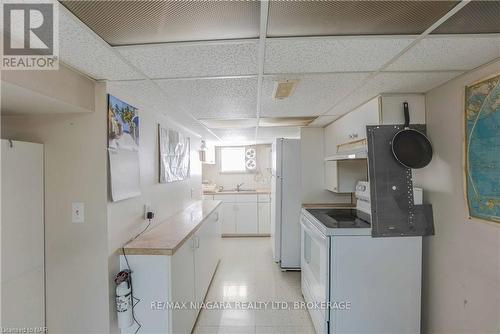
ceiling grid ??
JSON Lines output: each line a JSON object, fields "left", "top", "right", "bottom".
{"left": 56, "top": 0, "right": 500, "bottom": 142}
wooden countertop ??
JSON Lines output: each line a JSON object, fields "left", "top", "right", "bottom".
{"left": 204, "top": 189, "right": 271, "bottom": 195}
{"left": 123, "top": 200, "right": 222, "bottom": 256}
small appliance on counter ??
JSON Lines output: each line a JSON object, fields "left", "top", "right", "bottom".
{"left": 300, "top": 181, "right": 422, "bottom": 334}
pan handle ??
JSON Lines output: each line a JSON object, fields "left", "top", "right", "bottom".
{"left": 403, "top": 102, "right": 410, "bottom": 128}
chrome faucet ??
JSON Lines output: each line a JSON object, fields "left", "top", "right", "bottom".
{"left": 236, "top": 182, "right": 245, "bottom": 192}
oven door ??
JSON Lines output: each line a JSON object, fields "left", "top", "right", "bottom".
{"left": 301, "top": 214, "right": 329, "bottom": 333}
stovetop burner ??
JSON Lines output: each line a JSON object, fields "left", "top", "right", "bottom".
{"left": 306, "top": 208, "right": 371, "bottom": 229}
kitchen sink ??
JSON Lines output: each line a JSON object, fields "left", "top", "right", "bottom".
{"left": 218, "top": 189, "right": 257, "bottom": 193}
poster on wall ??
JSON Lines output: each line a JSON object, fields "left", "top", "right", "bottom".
{"left": 108, "top": 94, "right": 141, "bottom": 201}
{"left": 465, "top": 73, "right": 500, "bottom": 223}
{"left": 159, "top": 125, "right": 190, "bottom": 183}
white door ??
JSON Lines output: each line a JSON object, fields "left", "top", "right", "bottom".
{"left": 1, "top": 140, "right": 45, "bottom": 329}
{"left": 270, "top": 139, "right": 282, "bottom": 262}
{"left": 236, "top": 202, "right": 258, "bottom": 234}
{"left": 258, "top": 202, "right": 271, "bottom": 234}
{"left": 220, "top": 202, "right": 236, "bottom": 234}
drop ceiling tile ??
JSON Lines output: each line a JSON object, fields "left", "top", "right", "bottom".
{"left": 264, "top": 37, "right": 414, "bottom": 74}
{"left": 257, "top": 126, "right": 301, "bottom": 139}
{"left": 387, "top": 35, "right": 500, "bottom": 71}
{"left": 260, "top": 73, "right": 369, "bottom": 117}
{"left": 59, "top": 5, "right": 142, "bottom": 81}
{"left": 268, "top": 1, "right": 459, "bottom": 37}
{"left": 116, "top": 41, "right": 258, "bottom": 79}
{"left": 433, "top": 1, "right": 500, "bottom": 34}
{"left": 326, "top": 71, "right": 463, "bottom": 116}
{"left": 212, "top": 128, "right": 256, "bottom": 142}
{"left": 61, "top": 1, "right": 260, "bottom": 45}
{"left": 156, "top": 77, "right": 258, "bottom": 119}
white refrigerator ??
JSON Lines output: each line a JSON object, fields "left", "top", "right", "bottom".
{"left": 271, "top": 138, "right": 302, "bottom": 269}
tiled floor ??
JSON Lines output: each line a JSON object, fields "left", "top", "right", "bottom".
{"left": 193, "top": 237, "right": 315, "bottom": 334}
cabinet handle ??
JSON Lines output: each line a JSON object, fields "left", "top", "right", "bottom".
{"left": 215, "top": 212, "right": 219, "bottom": 221}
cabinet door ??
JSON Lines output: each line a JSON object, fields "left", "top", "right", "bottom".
{"left": 194, "top": 211, "right": 220, "bottom": 304}
{"left": 171, "top": 237, "right": 196, "bottom": 334}
{"left": 236, "top": 202, "right": 258, "bottom": 234}
{"left": 325, "top": 160, "right": 339, "bottom": 192}
{"left": 258, "top": 202, "right": 271, "bottom": 234}
{"left": 220, "top": 202, "right": 236, "bottom": 234}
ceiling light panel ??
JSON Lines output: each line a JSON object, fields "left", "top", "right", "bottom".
{"left": 264, "top": 37, "right": 414, "bottom": 74}
{"left": 261, "top": 73, "right": 369, "bottom": 117}
{"left": 59, "top": 5, "right": 142, "bottom": 81}
{"left": 117, "top": 41, "right": 258, "bottom": 79}
{"left": 433, "top": 1, "right": 500, "bottom": 34}
{"left": 61, "top": 1, "right": 260, "bottom": 45}
{"left": 326, "top": 71, "right": 463, "bottom": 116}
{"left": 387, "top": 35, "right": 500, "bottom": 71}
{"left": 156, "top": 77, "right": 258, "bottom": 119}
{"left": 267, "top": 1, "right": 459, "bottom": 37}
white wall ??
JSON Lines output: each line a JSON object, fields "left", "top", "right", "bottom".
{"left": 1, "top": 82, "right": 110, "bottom": 334}
{"left": 301, "top": 127, "right": 351, "bottom": 204}
{"left": 202, "top": 144, "right": 272, "bottom": 190}
{"left": 415, "top": 59, "right": 500, "bottom": 334}
{"left": 106, "top": 88, "right": 203, "bottom": 333}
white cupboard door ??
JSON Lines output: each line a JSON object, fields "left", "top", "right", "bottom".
{"left": 325, "top": 160, "right": 338, "bottom": 192}
{"left": 236, "top": 202, "right": 258, "bottom": 234}
{"left": 194, "top": 212, "right": 219, "bottom": 305}
{"left": 258, "top": 202, "right": 271, "bottom": 234}
{"left": 171, "top": 237, "right": 196, "bottom": 334}
{"left": 220, "top": 202, "right": 236, "bottom": 234}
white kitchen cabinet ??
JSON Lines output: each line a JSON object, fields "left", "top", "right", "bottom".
{"left": 325, "top": 160, "right": 368, "bottom": 193}
{"left": 212, "top": 193, "right": 270, "bottom": 235}
{"left": 258, "top": 202, "right": 271, "bottom": 234}
{"left": 194, "top": 211, "right": 220, "bottom": 304}
{"left": 324, "top": 94, "right": 426, "bottom": 157}
{"left": 236, "top": 202, "right": 258, "bottom": 234}
{"left": 120, "top": 204, "right": 221, "bottom": 334}
{"left": 171, "top": 236, "right": 197, "bottom": 334}
{"left": 220, "top": 202, "right": 237, "bottom": 234}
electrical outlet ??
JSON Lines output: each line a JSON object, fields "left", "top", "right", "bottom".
{"left": 72, "top": 202, "right": 85, "bottom": 223}
{"left": 144, "top": 204, "right": 151, "bottom": 220}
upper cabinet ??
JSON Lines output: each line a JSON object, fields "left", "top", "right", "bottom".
{"left": 324, "top": 94, "right": 426, "bottom": 157}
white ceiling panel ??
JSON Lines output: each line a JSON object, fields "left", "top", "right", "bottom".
{"left": 116, "top": 41, "right": 258, "bottom": 79}
{"left": 264, "top": 37, "right": 414, "bottom": 74}
{"left": 257, "top": 126, "right": 301, "bottom": 139}
{"left": 59, "top": 5, "right": 142, "bottom": 81}
{"left": 387, "top": 35, "right": 500, "bottom": 71}
{"left": 326, "top": 71, "right": 463, "bottom": 116}
{"left": 308, "top": 115, "right": 341, "bottom": 127}
{"left": 156, "top": 77, "right": 258, "bottom": 119}
{"left": 212, "top": 128, "right": 256, "bottom": 142}
{"left": 260, "top": 73, "right": 369, "bottom": 117}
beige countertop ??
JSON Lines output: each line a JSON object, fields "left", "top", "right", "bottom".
{"left": 123, "top": 200, "right": 222, "bottom": 256}
{"left": 204, "top": 189, "right": 271, "bottom": 195}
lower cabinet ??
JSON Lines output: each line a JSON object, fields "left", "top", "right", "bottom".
{"left": 213, "top": 193, "right": 271, "bottom": 236}
{"left": 120, "top": 208, "right": 221, "bottom": 334}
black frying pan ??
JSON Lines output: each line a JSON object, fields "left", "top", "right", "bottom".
{"left": 391, "top": 102, "right": 433, "bottom": 169}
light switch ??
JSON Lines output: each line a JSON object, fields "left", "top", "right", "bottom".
{"left": 72, "top": 202, "right": 85, "bottom": 223}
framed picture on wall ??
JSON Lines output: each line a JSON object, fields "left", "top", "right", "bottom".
{"left": 464, "top": 73, "right": 500, "bottom": 223}
{"left": 159, "top": 125, "right": 190, "bottom": 183}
